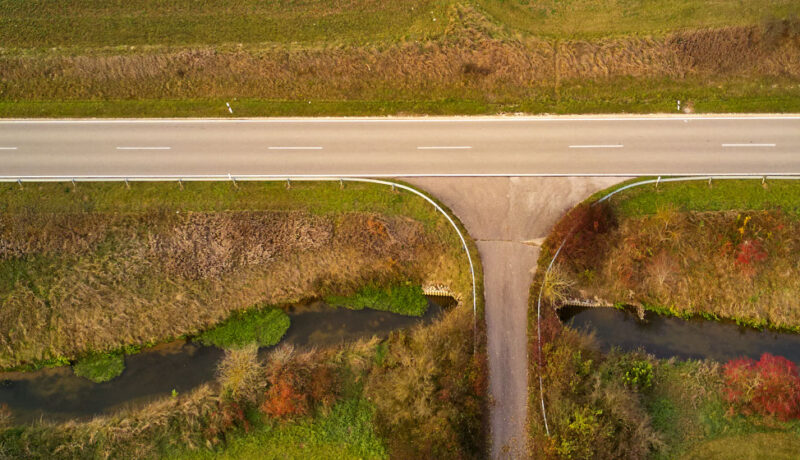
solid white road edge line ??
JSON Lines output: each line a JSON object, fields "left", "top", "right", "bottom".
{"left": 568, "top": 144, "right": 623, "bottom": 149}
{"left": 721, "top": 143, "right": 776, "bottom": 147}
{"left": 417, "top": 146, "right": 472, "bottom": 150}
{"left": 0, "top": 147, "right": 18, "bottom": 150}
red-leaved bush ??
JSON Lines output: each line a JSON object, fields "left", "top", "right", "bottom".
{"left": 723, "top": 353, "right": 800, "bottom": 421}
{"left": 734, "top": 239, "right": 768, "bottom": 276}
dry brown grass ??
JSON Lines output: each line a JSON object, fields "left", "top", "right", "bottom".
{"left": 562, "top": 210, "right": 800, "bottom": 328}
{"left": 0, "top": 209, "right": 444, "bottom": 368}
{"left": 1, "top": 4, "right": 797, "bottom": 105}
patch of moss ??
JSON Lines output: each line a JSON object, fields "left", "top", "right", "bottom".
{"left": 197, "top": 305, "right": 290, "bottom": 349}
{"left": 72, "top": 352, "right": 125, "bottom": 383}
{"left": 326, "top": 283, "right": 428, "bottom": 317}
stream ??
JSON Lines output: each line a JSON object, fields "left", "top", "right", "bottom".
{"left": 0, "top": 297, "right": 452, "bottom": 424}
{"left": 559, "top": 305, "right": 800, "bottom": 364}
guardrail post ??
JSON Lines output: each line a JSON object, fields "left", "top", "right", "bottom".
{"left": 656, "top": 176, "right": 661, "bottom": 189}
{"left": 763, "top": 176, "right": 768, "bottom": 189}
{"left": 339, "top": 178, "right": 344, "bottom": 190}
{"left": 71, "top": 178, "right": 77, "bottom": 190}
{"left": 228, "top": 173, "right": 238, "bottom": 189}
{"left": 125, "top": 178, "right": 131, "bottom": 190}
{"left": 178, "top": 179, "right": 183, "bottom": 190}
{"left": 16, "top": 179, "right": 22, "bottom": 190}
{"left": 285, "top": 178, "right": 291, "bottom": 190}
{"left": 708, "top": 177, "right": 712, "bottom": 188}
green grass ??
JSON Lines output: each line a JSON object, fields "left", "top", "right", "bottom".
{"left": 2, "top": 74, "right": 799, "bottom": 118}
{"left": 681, "top": 432, "right": 800, "bottom": 459}
{"left": 170, "top": 397, "right": 388, "bottom": 460}
{"left": 197, "top": 306, "right": 290, "bottom": 349}
{"left": 606, "top": 179, "right": 800, "bottom": 218}
{"left": 474, "top": 0, "right": 800, "bottom": 38}
{"left": 0, "top": 181, "right": 443, "bottom": 228}
{"left": 72, "top": 352, "right": 125, "bottom": 383}
{"left": 326, "top": 283, "right": 429, "bottom": 317}
{"left": 0, "top": 0, "right": 449, "bottom": 49}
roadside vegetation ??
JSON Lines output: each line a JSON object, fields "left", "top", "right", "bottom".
{"left": 0, "top": 181, "right": 486, "bottom": 458}
{"left": 1, "top": 1, "right": 798, "bottom": 117}
{"left": 529, "top": 179, "right": 800, "bottom": 458}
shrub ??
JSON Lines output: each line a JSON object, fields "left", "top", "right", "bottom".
{"left": 622, "top": 359, "right": 654, "bottom": 391}
{"left": 365, "top": 308, "right": 484, "bottom": 458}
{"left": 217, "top": 344, "right": 263, "bottom": 401}
{"left": 544, "top": 202, "right": 617, "bottom": 271}
{"left": 72, "top": 351, "right": 125, "bottom": 383}
{"left": 325, "top": 282, "right": 428, "bottom": 316}
{"left": 205, "top": 399, "right": 251, "bottom": 445}
{"left": 556, "top": 406, "right": 609, "bottom": 459}
{"left": 197, "top": 305, "right": 290, "bottom": 349}
{"left": 723, "top": 353, "right": 800, "bottom": 421}
{"left": 260, "top": 347, "right": 339, "bottom": 421}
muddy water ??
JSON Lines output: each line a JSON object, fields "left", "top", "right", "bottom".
{"left": 0, "top": 297, "right": 449, "bottom": 424}
{"left": 559, "top": 306, "right": 800, "bottom": 363}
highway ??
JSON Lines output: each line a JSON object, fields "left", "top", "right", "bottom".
{"left": 0, "top": 115, "right": 798, "bottom": 177}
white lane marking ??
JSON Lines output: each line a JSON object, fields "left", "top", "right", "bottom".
{"left": 116, "top": 146, "right": 171, "bottom": 150}
{"left": 568, "top": 144, "right": 623, "bottom": 149}
{"left": 417, "top": 146, "right": 472, "bottom": 150}
{"left": 268, "top": 146, "right": 323, "bottom": 150}
{"left": 0, "top": 147, "right": 18, "bottom": 150}
{"left": 722, "top": 143, "right": 776, "bottom": 148}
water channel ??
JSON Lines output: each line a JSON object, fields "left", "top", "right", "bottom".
{"left": 559, "top": 305, "right": 800, "bottom": 364}
{"left": 0, "top": 297, "right": 452, "bottom": 424}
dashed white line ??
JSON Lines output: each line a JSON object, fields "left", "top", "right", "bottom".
{"left": 268, "top": 146, "right": 323, "bottom": 150}
{"left": 116, "top": 146, "right": 171, "bottom": 150}
{"left": 417, "top": 146, "right": 472, "bottom": 150}
{"left": 568, "top": 144, "right": 624, "bottom": 149}
{"left": 0, "top": 147, "right": 18, "bottom": 150}
{"left": 722, "top": 143, "right": 776, "bottom": 148}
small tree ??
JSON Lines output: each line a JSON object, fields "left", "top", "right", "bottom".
{"left": 723, "top": 353, "right": 800, "bottom": 421}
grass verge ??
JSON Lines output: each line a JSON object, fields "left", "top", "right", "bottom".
{"left": 197, "top": 306, "right": 290, "bottom": 349}
{"left": 325, "top": 283, "right": 428, "bottom": 317}
{"left": 170, "top": 397, "right": 387, "bottom": 460}
{"left": 0, "top": 1, "right": 798, "bottom": 117}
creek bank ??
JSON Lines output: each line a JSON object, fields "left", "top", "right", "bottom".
{"left": 559, "top": 305, "right": 800, "bottom": 364}
{"left": 0, "top": 298, "right": 447, "bottom": 424}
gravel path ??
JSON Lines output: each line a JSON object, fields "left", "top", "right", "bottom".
{"left": 406, "top": 177, "right": 627, "bottom": 458}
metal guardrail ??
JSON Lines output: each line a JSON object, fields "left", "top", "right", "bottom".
{"left": 534, "top": 174, "right": 800, "bottom": 438}
{"left": 0, "top": 175, "right": 478, "bottom": 334}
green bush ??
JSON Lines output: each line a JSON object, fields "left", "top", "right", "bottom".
{"left": 623, "top": 360, "right": 654, "bottom": 391}
{"left": 72, "top": 352, "right": 125, "bottom": 383}
{"left": 325, "top": 283, "right": 428, "bottom": 317}
{"left": 197, "top": 306, "right": 290, "bottom": 349}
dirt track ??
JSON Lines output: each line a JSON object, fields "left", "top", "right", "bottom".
{"left": 407, "top": 176, "right": 627, "bottom": 458}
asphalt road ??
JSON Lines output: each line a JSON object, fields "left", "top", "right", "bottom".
{"left": 0, "top": 116, "right": 798, "bottom": 177}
